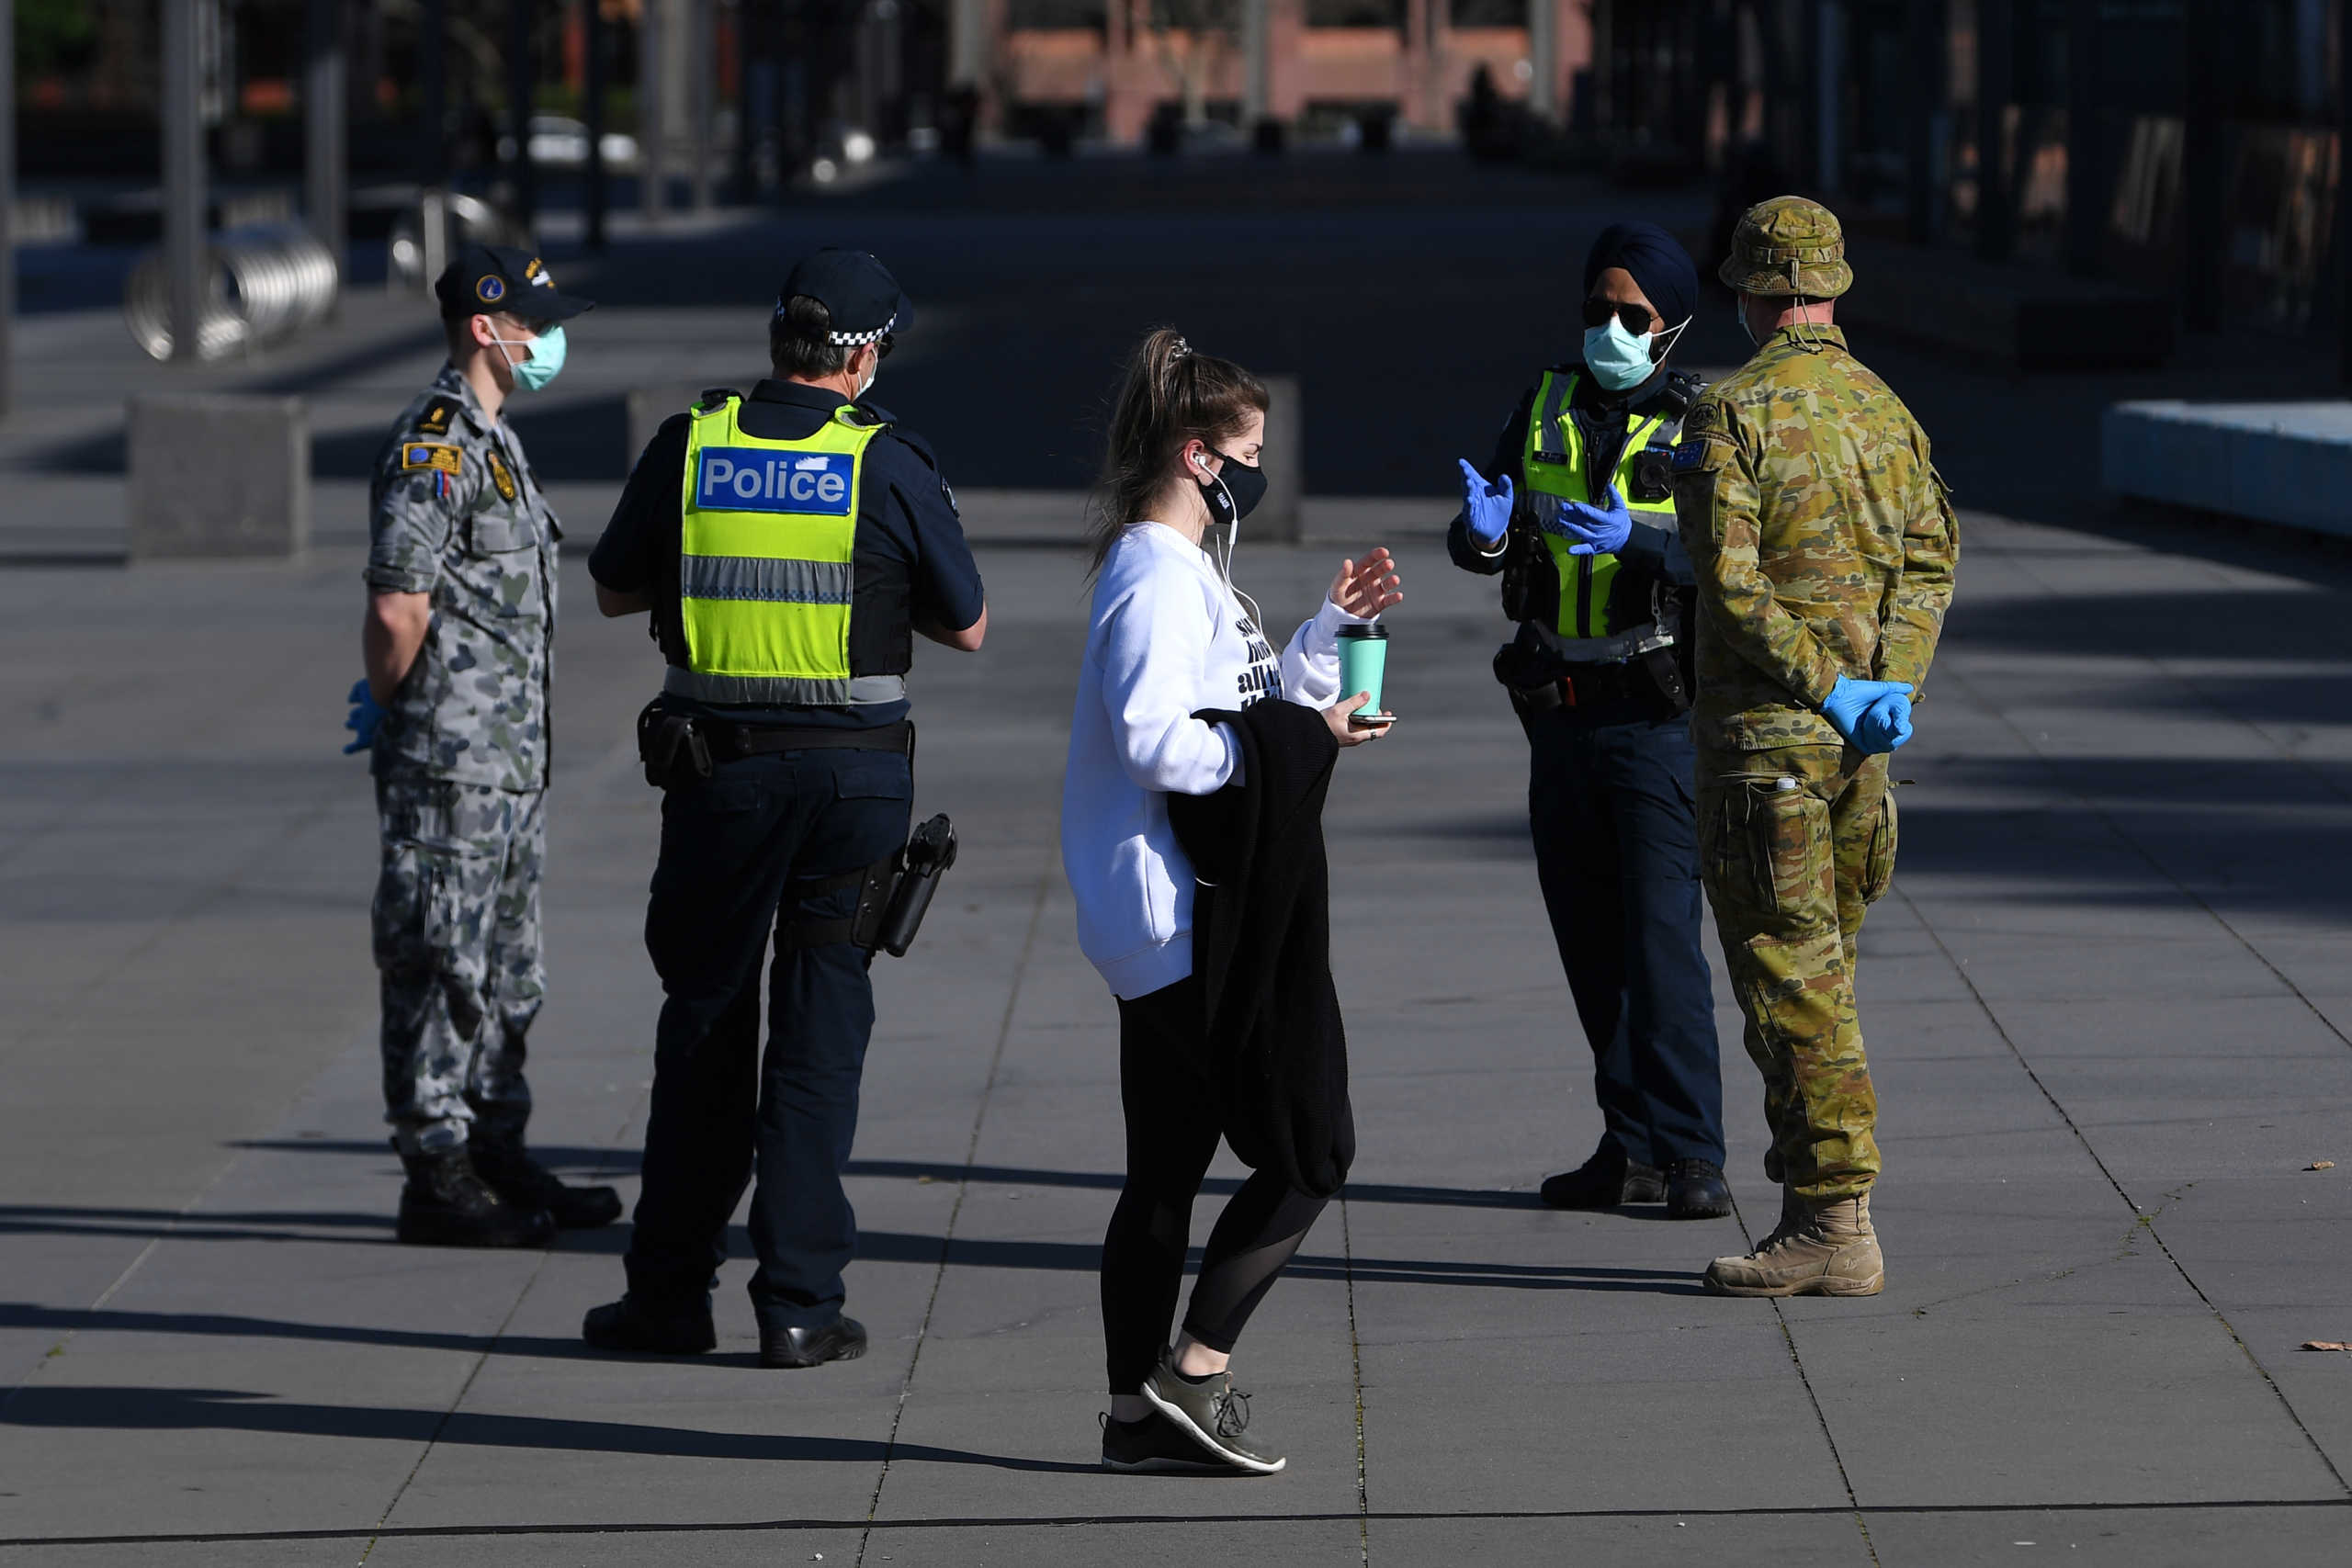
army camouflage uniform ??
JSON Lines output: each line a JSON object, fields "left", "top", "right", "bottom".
{"left": 366, "top": 365, "right": 561, "bottom": 1156}
{"left": 1673, "top": 198, "right": 1959, "bottom": 1205}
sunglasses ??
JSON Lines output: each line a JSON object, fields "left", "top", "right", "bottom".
{"left": 1580, "top": 298, "right": 1658, "bottom": 334}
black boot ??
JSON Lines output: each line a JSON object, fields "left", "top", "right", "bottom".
{"left": 759, "top": 1314, "right": 867, "bottom": 1370}
{"left": 396, "top": 1145, "right": 557, "bottom": 1248}
{"left": 1539, "top": 1137, "right": 1665, "bottom": 1210}
{"left": 1665, "top": 1158, "right": 1734, "bottom": 1220}
{"left": 469, "top": 1131, "right": 624, "bottom": 1230}
{"left": 582, "top": 1293, "right": 718, "bottom": 1355}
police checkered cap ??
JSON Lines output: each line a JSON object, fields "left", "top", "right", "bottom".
{"left": 775, "top": 248, "right": 913, "bottom": 344}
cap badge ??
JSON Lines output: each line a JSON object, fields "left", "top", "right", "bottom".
{"left": 477, "top": 275, "right": 506, "bottom": 304}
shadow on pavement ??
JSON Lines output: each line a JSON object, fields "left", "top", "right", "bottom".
{"left": 0, "top": 1384, "right": 1099, "bottom": 1473}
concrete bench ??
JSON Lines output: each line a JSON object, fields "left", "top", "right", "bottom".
{"left": 1839, "top": 241, "right": 2175, "bottom": 371}
{"left": 127, "top": 393, "right": 310, "bottom": 558}
{"left": 2102, "top": 400, "right": 2352, "bottom": 539}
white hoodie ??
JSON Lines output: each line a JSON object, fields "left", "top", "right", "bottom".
{"left": 1061, "top": 522, "right": 1363, "bottom": 999}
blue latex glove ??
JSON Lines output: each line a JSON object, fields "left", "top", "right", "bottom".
{"left": 1818, "top": 674, "right": 1914, "bottom": 754}
{"left": 1458, "top": 458, "right": 1514, "bottom": 549}
{"left": 1550, "top": 484, "right": 1634, "bottom": 557}
{"left": 344, "top": 677, "right": 386, "bottom": 755}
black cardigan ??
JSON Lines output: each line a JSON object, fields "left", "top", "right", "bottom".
{"left": 1168, "top": 699, "right": 1356, "bottom": 1200}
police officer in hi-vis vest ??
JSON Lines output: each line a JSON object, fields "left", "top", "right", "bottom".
{"left": 1447, "top": 224, "right": 1730, "bottom": 1221}
{"left": 582, "top": 250, "right": 987, "bottom": 1367}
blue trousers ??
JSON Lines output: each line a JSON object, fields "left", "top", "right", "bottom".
{"left": 1527, "top": 705, "right": 1725, "bottom": 1168}
{"left": 625, "top": 745, "right": 912, "bottom": 1328}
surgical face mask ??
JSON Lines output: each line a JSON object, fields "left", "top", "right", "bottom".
{"left": 1582, "top": 315, "right": 1662, "bottom": 390}
{"left": 492, "top": 324, "right": 567, "bottom": 391}
{"left": 1735, "top": 294, "right": 1757, "bottom": 347}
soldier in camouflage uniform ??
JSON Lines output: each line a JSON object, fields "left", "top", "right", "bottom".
{"left": 350, "top": 244, "right": 621, "bottom": 1247}
{"left": 1671, "top": 197, "right": 1959, "bottom": 1297}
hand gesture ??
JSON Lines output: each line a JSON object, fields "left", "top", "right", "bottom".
{"left": 1546, "top": 485, "right": 1634, "bottom": 558}
{"left": 1328, "top": 547, "right": 1404, "bottom": 620}
{"left": 1458, "top": 460, "right": 1514, "bottom": 548}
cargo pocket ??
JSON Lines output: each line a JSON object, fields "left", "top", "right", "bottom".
{"left": 1736, "top": 776, "right": 1829, "bottom": 928}
{"left": 1860, "top": 788, "right": 1898, "bottom": 907}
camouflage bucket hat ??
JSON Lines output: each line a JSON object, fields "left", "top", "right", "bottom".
{"left": 1719, "top": 195, "right": 1853, "bottom": 299}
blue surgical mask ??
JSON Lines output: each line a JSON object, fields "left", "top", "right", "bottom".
{"left": 1582, "top": 315, "right": 1686, "bottom": 391}
{"left": 493, "top": 325, "right": 567, "bottom": 391}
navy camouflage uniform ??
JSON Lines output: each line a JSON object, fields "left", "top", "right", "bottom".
{"left": 366, "top": 365, "right": 560, "bottom": 1156}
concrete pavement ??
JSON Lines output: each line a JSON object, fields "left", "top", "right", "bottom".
{"left": 2, "top": 497, "right": 2349, "bottom": 1563}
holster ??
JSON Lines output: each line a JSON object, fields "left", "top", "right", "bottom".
{"left": 775, "top": 814, "right": 958, "bottom": 959}
{"left": 636, "top": 704, "right": 713, "bottom": 789}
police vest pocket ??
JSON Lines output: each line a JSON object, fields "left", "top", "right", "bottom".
{"left": 1860, "top": 788, "right": 1898, "bottom": 906}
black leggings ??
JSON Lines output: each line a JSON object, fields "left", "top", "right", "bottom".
{"left": 1101, "top": 974, "right": 1331, "bottom": 1395}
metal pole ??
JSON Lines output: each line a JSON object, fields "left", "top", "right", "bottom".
{"left": 420, "top": 0, "right": 447, "bottom": 186}
{"left": 1975, "top": 0, "right": 2012, "bottom": 263}
{"left": 305, "top": 0, "right": 347, "bottom": 293}
{"left": 641, "top": 0, "right": 667, "bottom": 224}
{"left": 1905, "top": 0, "right": 1939, "bottom": 244}
{"left": 509, "top": 0, "right": 538, "bottom": 231}
{"left": 1243, "top": 0, "right": 1269, "bottom": 127}
{"left": 2064, "top": 0, "right": 2100, "bottom": 276}
{"left": 2180, "top": 0, "right": 2224, "bottom": 329}
{"left": 1530, "top": 0, "right": 1558, "bottom": 121}
{"left": 585, "top": 0, "right": 608, "bottom": 250}
{"left": 164, "top": 0, "right": 208, "bottom": 362}
{"left": 2341, "top": 0, "right": 2352, "bottom": 381}
{"left": 0, "top": 0, "right": 14, "bottom": 417}
{"left": 690, "top": 0, "right": 715, "bottom": 212}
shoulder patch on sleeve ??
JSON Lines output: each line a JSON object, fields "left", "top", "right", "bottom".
{"left": 413, "top": 396, "right": 461, "bottom": 436}
{"left": 1673, "top": 440, "right": 1708, "bottom": 471}
{"left": 401, "top": 442, "right": 463, "bottom": 476}
{"left": 1682, "top": 400, "right": 1722, "bottom": 435}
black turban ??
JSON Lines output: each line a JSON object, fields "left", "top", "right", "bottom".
{"left": 1582, "top": 222, "right": 1699, "bottom": 332}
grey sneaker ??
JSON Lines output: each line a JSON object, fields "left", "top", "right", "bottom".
{"left": 1140, "top": 1349, "right": 1286, "bottom": 1475}
{"left": 1100, "top": 1410, "right": 1240, "bottom": 1474}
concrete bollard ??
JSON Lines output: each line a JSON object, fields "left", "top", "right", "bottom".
{"left": 1256, "top": 373, "right": 1302, "bottom": 545}
{"left": 127, "top": 393, "right": 310, "bottom": 558}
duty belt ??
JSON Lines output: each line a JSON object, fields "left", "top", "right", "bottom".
{"left": 699, "top": 716, "right": 912, "bottom": 762}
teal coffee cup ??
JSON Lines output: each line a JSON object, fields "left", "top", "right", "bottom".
{"left": 1338, "top": 623, "right": 1392, "bottom": 728}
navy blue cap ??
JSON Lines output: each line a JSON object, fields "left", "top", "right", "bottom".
{"left": 776, "top": 248, "right": 910, "bottom": 344}
{"left": 435, "top": 243, "right": 595, "bottom": 322}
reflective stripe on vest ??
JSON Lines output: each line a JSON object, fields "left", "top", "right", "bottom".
{"left": 678, "top": 396, "right": 888, "bottom": 705}
{"left": 1520, "top": 369, "right": 1677, "bottom": 644}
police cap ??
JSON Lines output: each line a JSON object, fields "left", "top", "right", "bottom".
{"left": 776, "top": 248, "right": 911, "bottom": 345}
{"left": 435, "top": 243, "right": 596, "bottom": 321}
{"left": 1719, "top": 196, "right": 1853, "bottom": 299}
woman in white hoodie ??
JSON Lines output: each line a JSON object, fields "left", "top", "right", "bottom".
{"left": 1063, "top": 329, "right": 1402, "bottom": 1476}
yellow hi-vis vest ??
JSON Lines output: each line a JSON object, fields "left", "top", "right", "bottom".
{"left": 1520, "top": 369, "right": 1678, "bottom": 646}
{"left": 673, "top": 395, "right": 888, "bottom": 706}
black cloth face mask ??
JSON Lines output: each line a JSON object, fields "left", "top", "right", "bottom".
{"left": 1197, "top": 447, "right": 1268, "bottom": 525}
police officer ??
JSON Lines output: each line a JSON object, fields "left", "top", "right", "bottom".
{"left": 581, "top": 249, "right": 987, "bottom": 1366}
{"left": 1448, "top": 224, "right": 1730, "bottom": 1221}
{"left": 1673, "top": 197, "right": 1959, "bottom": 1297}
{"left": 345, "top": 243, "right": 623, "bottom": 1247}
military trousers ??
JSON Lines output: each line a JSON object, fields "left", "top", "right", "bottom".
{"left": 1694, "top": 745, "right": 1896, "bottom": 1201}
{"left": 372, "top": 775, "right": 545, "bottom": 1156}
{"left": 1527, "top": 704, "right": 1724, "bottom": 1168}
{"left": 626, "top": 744, "right": 912, "bottom": 1330}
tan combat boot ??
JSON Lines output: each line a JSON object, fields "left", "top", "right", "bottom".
{"left": 1702, "top": 1190, "right": 1883, "bottom": 1297}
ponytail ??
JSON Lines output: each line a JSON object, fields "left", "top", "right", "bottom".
{"left": 1086, "top": 327, "right": 1269, "bottom": 578}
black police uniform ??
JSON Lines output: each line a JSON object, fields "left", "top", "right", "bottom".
{"left": 1447, "top": 361, "right": 1726, "bottom": 1199}
{"left": 588, "top": 378, "right": 984, "bottom": 1342}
